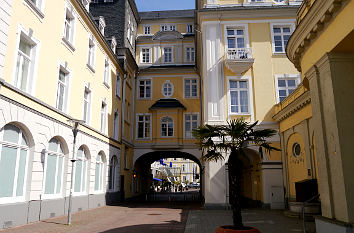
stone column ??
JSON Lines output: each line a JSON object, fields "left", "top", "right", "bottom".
{"left": 306, "top": 52, "right": 354, "bottom": 223}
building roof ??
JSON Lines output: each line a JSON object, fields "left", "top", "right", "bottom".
{"left": 139, "top": 9, "right": 195, "bottom": 20}
{"left": 150, "top": 99, "right": 186, "bottom": 110}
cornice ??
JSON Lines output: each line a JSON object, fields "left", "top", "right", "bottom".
{"left": 286, "top": 0, "right": 350, "bottom": 71}
{"left": 273, "top": 91, "right": 311, "bottom": 122}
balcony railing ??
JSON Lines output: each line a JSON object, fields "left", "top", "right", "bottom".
{"left": 227, "top": 48, "right": 253, "bottom": 60}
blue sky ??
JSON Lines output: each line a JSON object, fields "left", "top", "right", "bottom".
{"left": 135, "top": 0, "right": 195, "bottom": 12}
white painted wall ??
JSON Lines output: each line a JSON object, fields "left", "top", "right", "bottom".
{"left": 0, "top": 0, "right": 12, "bottom": 78}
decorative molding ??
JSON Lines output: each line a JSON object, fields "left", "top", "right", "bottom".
{"left": 287, "top": 0, "right": 349, "bottom": 71}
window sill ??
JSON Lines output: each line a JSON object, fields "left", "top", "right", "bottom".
{"left": 272, "top": 52, "right": 287, "bottom": 56}
{"left": 73, "top": 192, "right": 88, "bottom": 197}
{"left": 87, "top": 64, "right": 95, "bottom": 73}
{"left": 184, "top": 96, "right": 199, "bottom": 99}
{"left": 103, "top": 81, "right": 110, "bottom": 89}
{"left": 135, "top": 137, "right": 151, "bottom": 141}
{"left": 229, "top": 113, "right": 251, "bottom": 116}
{"left": 24, "top": 0, "right": 45, "bottom": 20}
{"left": 137, "top": 97, "right": 152, "bottom": 100}
{"left": 62, "top": 37, "right": 75, "bottom": 53}
{"left": 41, "top": 194, "right": 63, "bottom": 200}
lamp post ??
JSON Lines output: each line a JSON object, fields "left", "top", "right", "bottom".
{"left": 67, "top": 119, "right": 84, "bottom": 225}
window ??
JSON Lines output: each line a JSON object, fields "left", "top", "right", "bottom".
{"left": 141, "top": 48, "right": 151, "bottom": 63}
{"left": 94, "top": 153, "right": 104, "bottom": 191}
{"left": 187, "top": 24, "right": 194, "bottom": 33}
{"left": 182, "top": 165, "right": 186, "bottom": 172}
{"left": 229, "top": 80, "right": 249, "bottom": 114}
{"left": 163, "top": 47, "right": 173, "bottom": 63}
{"left": 103, "top": 58, "right": 110, "bottom": 87}
{"left": 138, "top": 79, "right": 151, "bottom": 99}
{"left": 161, "top": 25, "right": 176, "bottom": 31}
{"left": 272, "top": 25, "right": 292, "bottom": 53}
{"left": 111, "top": 37, "right": 117, "bottom": 54}
{"left": 143, "top": 25, "right": 151, "bottom": 35}
{"left": 185, "top": 47, "right": 195, "bottom": 62}
{"left": 137, "top": 114, "right": 151, "bottom": 139}
{"left": 126, "top": 102, "right": 130, "bottom": 123}
{"left": 0, "top": 124, "right": 28, "bottom": 202}
{"left": 98, "top": 17, "right": 105, "bottom": 35}
{"left": 162, "top": 81, "right": 173, "bottom": 97}
{"left": 124, "top": 146, "right": 128, "bottom": 169}
{"left": 227, "top": 28, "right": 245, "bottom": 50}
{"left": 161, "top": 117, "right": 173, "bottom": 137}
{"left": 292, "top": 143, "right": 301, "bottom": 157}
{"left": 116, "top": 74, "right": 121, "bottom": 98}
{"left": 108, "top": 156, "right": 118, "bottom": 191}
{"left": 56, "top": 68, "right": 69, "bottom": 112}
{"left": 100, "top": 101, "right": 107, "bottom": 134}
{"left": 83, "top": 87, "right": 91, "bottom": 124}
{"left": 44, "top": 138, "right": 64, "bottom": 196}
{"left": 276, "top": 76, "right": 300, "bottom": 102}
{"left": 273, "top": 0, "right": 285, "bottom": 3}
{"left": 74, "top": 147, "right": 88, "bottom": 193}
{"left": 184, "top": 78, "right": 198, "bottom": 98}
{"left": 87, "top": 35, "right": 96, "bottom": 70}
{"left": 113, "top": 111, "right": 119, "bottom": 140}
{"left": 63, "top": 7, "right": 75, "bottom": 46}
{"left": 185, "top": 114, "right": 198, "bottom": 138}
{"left": 81, "top": 0, "right": 90, "bottom": 11}
{"left": 14, "top": 34, "right": 37, "bottom": 93}
{"left": 25, "top": 0, "right": 44, "bottom": 17}
{"left": 127, "top": 14, "right": 134, "bottom": 45}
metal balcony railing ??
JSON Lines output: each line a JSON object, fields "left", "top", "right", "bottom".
{"left": 227, "top": 48, "right": 253, "bottom": 60}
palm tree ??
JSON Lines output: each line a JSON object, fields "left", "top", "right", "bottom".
{"left": 193, "top": 118, "right": 279, "bottom": 230}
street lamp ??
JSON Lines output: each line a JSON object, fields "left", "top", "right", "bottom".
{"left": 67, "top": 119, "right": 84, "bottom": 225}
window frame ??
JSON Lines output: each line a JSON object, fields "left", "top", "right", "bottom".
{"left": 183, "top": 77, "right": 199, "bottom": 99}
{"left": 163, "top": 47, "right": 173, "bottom": 63}
{"left": 140, "top": 47, "right": 152, "bottom": 64}
{"left": 162, "top": 80, "right": 173, "bottom": 98}
{"left": 23, "top": 0, "right": 45, "bottom": 19}
{"left": 62, "top": 4, "right": 77, "bottom": 51}
{"left": 103, "top": 57, "right": 110, "bottom": 88}
{"left": 137, "top": 78, "right": 152, "bottom": 99}
{"left": 224, "top": 24, "right": 250, "bottom": 59}
{"left": 113, "top": 109, "right": 119, "bottom": 141}
{"left": 275, "top": 74, "right": 301, "bottom": 103}
{"left": 160, "top": 24, "right": 176, "bottom": 32}
{"left": 185, "top": 47, "right": 195, "bottom": 63}
{"left": 160, "top": 116, "right": 174, "bottom": 138}
{"left": 100, "top": 100, "right": 108, "bottom": 134}
{"left": 186, "top": 24, "right": 194, "bottom": 34}
{"left": 55, "top": 62, "right": 71, "bottom": 113}
{"left": 143, "top": 25, "right": 151, "bottom": 35}
{"left": 82, "top": 84, "right": 92, "bottom": 125}
{"left": 108, "top": 155, "right": 118, "bottom": 192}
{"left": 270, "top": 22, "right": 295, "bottom": 54}
{"left": 73, "top": 146, "right": 89, "bottom": 195}
{"left": 136, "top": 113, "right": 152, "bottom": 140}
{"left": 87, "top": 34, "right": 96, "bottom": 72}
{"left": 184, "top": 113, "right": 199, "bottom": 139}
{"left": 116, "top": 73, "right": 121, "bottom": 98}
{"left": 94, "top": 153, "right": 105, "bottom": 193}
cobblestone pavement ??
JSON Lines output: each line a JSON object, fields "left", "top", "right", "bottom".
{"left": 184, "top": 209, "right": 316, "bottom": 233}
{"left": 1, "top": 202, "right": 201, "bottom": 233}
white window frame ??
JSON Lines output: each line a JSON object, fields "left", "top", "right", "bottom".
{"left": 137, "top": 78, "right": 152, "bottom": 99}
{"left": 185, "top": 47, "right": 195, "bottom": 62}
{"left": 272, "top": 0, "right": 286, "bottom": 4}
{"left": 62, "top": 4, "right": 77, "bottom": 51}
{"left": 275, "top": 74, "right": 301, "bottom": 103}
{"left": 0, "top": 124, "right": 29, "bottom": 204}
{"left": 103, "top": 57, "right": 110, "bottom": 88}
{"left": 113, "top": 109, "right": 119, "bottom": 141}
{"left": 270, "top": 22, "right": 295, "bottom": 54}
{"left": 163, "top": 47, "right": 173, "bottom": 63}
{"left": 13, "top": 26, "right": 40, "bottom": 95}
{"left": 140, "top": 47, "right": 152, "bottom": 64}
{"left": 224, "top": 24, "right": 250, "bottom": 58}
{"left": 143, "top": 25, "right": 151, "bottom": 35}
{"left": 184, "top": 113, "right": 199, "bottom": 139}
{"left": 116, "top": 73, "right": 121, "bottom": 98}
{"left": 160, "top": 116, "right": 174, "bottom": 138}
{"left": 73, "top": 147, "right": 89, "bottom": 196}
{"left": 186, "top": 24, "right": 194, "bottom": 34}
{"left": 23, "top": 0, "right": 45, "bottom": 19}
{"left": 94, "top": 153, "right": 105, "bottom": 193}
{"left": 87, "top": 34, "right": 96, "bottom": 72}
{"left": 42, "top": 138, "right": 65, "bottom": 199}
{"left": 160, "top": 24, "right": 176, "bottom": 32}
{"left": 226, "top": 76, "right": 254, "bottom": 120}
{"left": 136, "top": 113, "right": 152, "bottom": 140}
{"left": 108, "top": 155, "right": 118, "bottom": 192}
{"left": 183, "top": 77, "right": 199, "bottom": 98}
{"left": 82, "top": 84, "right": 92, "bottom": 124}
{"left": 55, "top": 62, "right": 71, "bottom": 113}
{"left": 100, "top": 100, "right": 108, "bottom": 134}
{"left": 162, "top": 80, "right": 173, "bottom": 98}
{"left": 81, "top": 0, "right": 90, "bottom": 11}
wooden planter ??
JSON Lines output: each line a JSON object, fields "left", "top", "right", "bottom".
{"left": 216, "top": 226, "right": 261, "bottom": 233}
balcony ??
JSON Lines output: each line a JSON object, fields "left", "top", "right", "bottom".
{"left": 225, "top": 48, "right": 254, "bottom": 75}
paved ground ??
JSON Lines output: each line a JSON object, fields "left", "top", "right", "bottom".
{"left": 1, "top": 202, "right": 316, "bottom": 233}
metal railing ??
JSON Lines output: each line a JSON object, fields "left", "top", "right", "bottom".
{"left": 227, "top": 48, "right": 253, "bottom": 60}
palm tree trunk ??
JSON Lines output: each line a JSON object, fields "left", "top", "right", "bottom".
{"left": 228, "top": 149, "right": 243, "bottom": 228}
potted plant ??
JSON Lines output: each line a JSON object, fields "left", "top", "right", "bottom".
{"left": 193, "top": 119, "right": 279, "bottom": 233}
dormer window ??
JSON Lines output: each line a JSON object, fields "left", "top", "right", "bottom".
{"left": 98, "top": 16, "right": 106, "bottom": 35}
{"left": 81, "top": 0, "right": 91, "bottom": 11}
{"left": 144, "top": 25, "right": 151, "bottom": 35}
{"left": 187, "top": 24, "right": 194, "bottom": 34}
{"left": 161, "top": 25, "right": 176, "bottom": 32}
{"left": 111, "top": 37, "right": 117, "bottom": 54}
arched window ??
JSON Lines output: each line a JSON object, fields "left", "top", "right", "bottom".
{"left": 108, "top": 156, "right": 118, "bottom": 191}
{"left": 95, "top": 152, "right": 104, "bottom": 191}
{"left": 161, "top": 117, "right": 173, "bottom": 137}
{"left": 74, "top": 146, "right": 88, "bottom": 193}
{"left": 44, "top": 138, "right": 64, "bottom": 196}
{"left": 162, "top": 81, "right": 173, "bottom": 97}
{"left": 0, "top": 124, "right": 29, "bottom": 201}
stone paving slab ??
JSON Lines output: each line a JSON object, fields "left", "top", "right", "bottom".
{"left": 184, "top": 209, "right": 316, "bottom": 233}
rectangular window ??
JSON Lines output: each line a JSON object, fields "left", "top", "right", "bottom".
{"left": 143, "top": 25, "right": 151, "bottom": 35}
{"left": 227, "top": 28, "right": 245, "bottom": 49}
{"left": 141, "top": 48, "right": 151, "bottom": 63}
{"left": 187, "top": 24, "right": 194, "bottom": 33}
{"left": 185, "top": 114, "right": 198, "bottom": 139}
{"left": 163, "top": 47, "right": 172, "bottom": 63}
{"left": 100, "top": 101, "right": 107, "bottom": 133}
{"left": 83, "top": 87, "right": 91, "bottom": 124}
{"left": 103, "top": 59, "right": 110, "bottom": 87}
{"left": 116, "top": 74, "right": 121, "bottom": 98}
{"left": 186, "top": 47, "right": 195, "bottom": 62}
{"left": 272, "top": 25, "right": 292, "bottom": 53}
{"left": 137, "top": 114, "right": 151, "bottom": 139}
{"left": 56, "top": 69, "right": 68, "bottom": 112}
{"left": 229, "top": 80, "right": 249, "bottom": 114}
{"left": 124, "top": 146, "right": 128, "bottom": 169}
{"left": 277, "top": 76, "right": 299, "bottom": 102}
{"left": 138, "top": 79, "right": 151, "bottom": 99}
{"left": 87, "top": 36, "right": 95, "bottom": 70}
{"left": 184, "top": 79, "right": 198, "bottom": 98}
{"left": 14, "top": 36, "right": 34, "bottom": 92}
{"left": 63, "top": 8, "right": 75, "bottom": 45}
{"left": 113, "top": 111, "right": 119, "bottom": 140}
{"left": 161, "top": 25, "right": 176, "bottom": 31}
